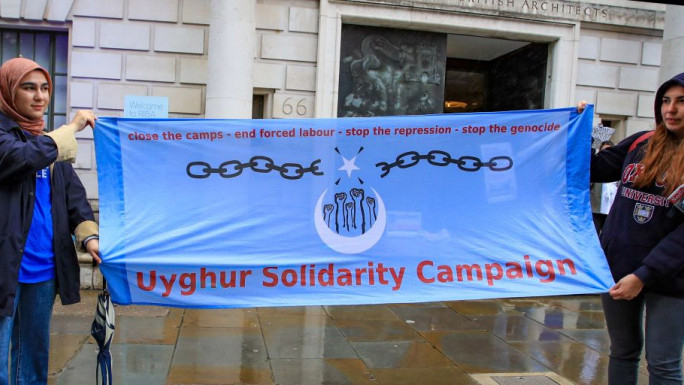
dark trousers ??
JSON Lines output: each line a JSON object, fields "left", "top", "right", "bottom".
{"left": 602, "top": 292, "right": 684, "bottom": 385}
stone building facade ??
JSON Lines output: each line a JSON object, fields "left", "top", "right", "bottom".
{"left": 0, "top": 0, "right": 678, "bottom": 286}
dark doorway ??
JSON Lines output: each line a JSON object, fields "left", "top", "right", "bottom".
{"left": 488, "top": 43, "right": 548, "bottom": 111}
{"left": 443, "top": 39, "right": 548, "bottom": 113}
{"left": 444, "top": 59, "right": 488, "bottom": 113}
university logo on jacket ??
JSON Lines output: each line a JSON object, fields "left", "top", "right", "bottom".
{"left": 633, "top": 203, "right": 654, "bottom": 224}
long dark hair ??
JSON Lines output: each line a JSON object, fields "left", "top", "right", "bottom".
{"left": 633, "top": 122, "right": 684, "bottom": 196}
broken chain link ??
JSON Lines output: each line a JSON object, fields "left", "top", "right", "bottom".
{"left": 376, "top": 150, "right": 513, "bottom": 178}
{"left": 186, "top": 156, "right": 323, "bottom": 180}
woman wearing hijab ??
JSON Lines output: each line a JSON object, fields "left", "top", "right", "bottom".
{"left": 588, "top": 72, "right": 684, "bottom": 384}
{"left": 0, "top": 57, "right": 99, "bottom": 384}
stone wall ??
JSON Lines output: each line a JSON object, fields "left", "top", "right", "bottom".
{"left": 70, "top": 0, "right": 210, "bottom": 207}
{"left": 575, "top": 28, "right": 663, "bottom": 139}
{"left": 254, "top": 0, "right": 319, "bottom": 119}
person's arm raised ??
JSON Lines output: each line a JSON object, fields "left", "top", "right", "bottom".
{"left": 45, "top": 110, "right": 97, "bottom": 162}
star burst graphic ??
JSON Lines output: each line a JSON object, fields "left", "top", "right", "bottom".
{"left": 335, "top": 147, "right": 364, "bottom": 185}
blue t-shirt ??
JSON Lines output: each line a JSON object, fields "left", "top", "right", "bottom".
{"left": 19, "top": 166, "right": 55, "bottom": 283}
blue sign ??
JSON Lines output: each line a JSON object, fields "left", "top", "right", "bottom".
{"left": 123, "top": 95, "right": 168, "bottom": 118}
{"left": 94, "top": 105, "right": 614, "bottom": 308}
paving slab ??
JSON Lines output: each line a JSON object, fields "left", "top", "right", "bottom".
{"left": 47, "top": 293, "right": 644, "bottom": 384}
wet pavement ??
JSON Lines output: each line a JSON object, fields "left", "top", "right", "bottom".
{"left": 48, "top": 292, "right": 653, "bottom": 385}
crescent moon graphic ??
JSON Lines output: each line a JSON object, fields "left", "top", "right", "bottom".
{"left": 314, "top": 188, "right": 386, "bottom": 254}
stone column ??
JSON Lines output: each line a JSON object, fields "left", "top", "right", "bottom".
{"left": 206, "top": 0, "right": 256, "bottom": 118}
{"left": 659, "top": 4, "right": 684, "bottom": 82}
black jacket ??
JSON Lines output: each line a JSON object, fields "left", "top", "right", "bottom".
{"left": 591, "top": 131, "right": 684, "bottom": 298}
{"left": 0, "top": 113, "right": 94, "bottom": 316}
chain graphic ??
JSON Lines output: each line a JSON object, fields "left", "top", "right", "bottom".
{"left": 376, "top": 150, "right": 513, "bottom": 178}
{"left": 186, "top": 156, "right": 323, "bottom": 180}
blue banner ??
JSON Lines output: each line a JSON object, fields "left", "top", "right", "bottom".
{"left": 94, "top": 105, "right": 614, "bottom": 308}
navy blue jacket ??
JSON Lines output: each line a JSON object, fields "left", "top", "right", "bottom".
{"left": 0, "top": 113, "right": 94, "bottom": 316}
{"left": 591, "top": 131, "right": 684, "bottom": 298}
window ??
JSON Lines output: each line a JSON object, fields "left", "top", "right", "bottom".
{"left": 1, "top": 28, "right": 68, "bottom": 131}
{"left": 252, "top": 94, "right": 264, "bottom": 119}
{"left": 598, "top": 117, "right": 626, "bottom": 143}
